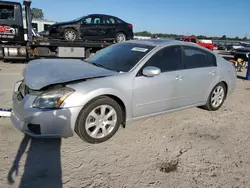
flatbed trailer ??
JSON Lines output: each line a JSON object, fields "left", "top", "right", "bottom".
{"left": 0, "top": 0, "right": 114, "bottom": 61}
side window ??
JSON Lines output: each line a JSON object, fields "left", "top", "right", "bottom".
{"left": 143, "top": 46, "right": 182, "bottom": 73}
{"left": 103, "top": 16, "right": 116, "bottom": 24}
{"left": 182, "top": 46, "right": 217, "bottom": 69}
{"left": 83, "top": 17, "right": 100, "bottom": 24}
{"left": 92, "top": 16, "right": 101, "bottom": 24}
{"left": 83, "top": 17, "right": 92, "bottom": 24}
{"left": 0, "top": 5, "right": 14, "bottom": 20}
{"left": 84, "top": 17, "right": 92, "bottom": 24}
{"left": 116, "top": 18, "right": 124, "bottom": 24}
{"left": 184, "top": 38, "right": 189, "bottom": 42}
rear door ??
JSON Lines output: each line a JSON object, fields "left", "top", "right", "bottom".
{"left": 100, "top": 15, "right": 116, "bottom": 39}
{"left": 174, "top": 45, "right": 218, "bottom": 107}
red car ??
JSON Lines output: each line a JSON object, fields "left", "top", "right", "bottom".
{"left": 179, "top": 36, "right": 214, "bottom": 51}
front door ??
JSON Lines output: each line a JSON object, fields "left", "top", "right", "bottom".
{"left": 132, "top": 45, "right": 184, "bottom": 118}
{"left": 80, "top": 16, "right": 102, "bottom": 40}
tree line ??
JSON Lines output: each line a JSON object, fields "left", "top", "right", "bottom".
{"left": 135, "top": 31, "right": 249, "bottom": 41}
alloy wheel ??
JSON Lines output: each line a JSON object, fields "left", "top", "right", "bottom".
{"left": 65, "top": 30, "right": 76, "bottom": 41}
{"left": 117, "top": 34, "right": 126, "bottom": 43}
{"left": 211, "top": 85, "right": 225, "bottom": 108}
{"left": 85, "top": 105, "right": 117, "bottom": 139}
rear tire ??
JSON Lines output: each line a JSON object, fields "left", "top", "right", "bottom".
{"left": 202, "top": 82, "right": 227, "bottom": 111}
{"left": 115, "top": 32, "right": 126, "bottom": 43}
{"left": 75, "top": 97, "right": 122, "bottom": 144}
{"left": 63, "top": 28, "right": 77, "bottom": 41}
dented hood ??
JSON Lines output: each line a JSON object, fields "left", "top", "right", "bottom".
{"left": 23, "top": 59, "right": 118, "bottom": 90}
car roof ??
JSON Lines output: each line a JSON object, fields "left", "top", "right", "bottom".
{"left": 125, "top": 38, "right": 199, "bottom": 48}
{"left": 88, "top": 14, "right": 120, "bottom": 18}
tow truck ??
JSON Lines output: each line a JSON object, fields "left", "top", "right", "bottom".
{"left": 0, "top": 0, "right": 114, "bottom": 60}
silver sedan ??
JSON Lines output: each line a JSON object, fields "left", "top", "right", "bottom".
{"left": 10, "top": 39, "right": 237, "bottom": 143}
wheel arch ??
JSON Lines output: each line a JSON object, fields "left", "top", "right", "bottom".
{"left": 220, "top": 81, "right": 228, "bottom": 97}
{"left": 115, "top": 31, "right": 127, "bottom": 40}
{"left": 62, "top": 27, "right": 78, "bottom": 39}
{"left": 72, "top": 91, "right": 129, "bottom": 131}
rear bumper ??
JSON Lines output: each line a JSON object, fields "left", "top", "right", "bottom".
{"left": 126, "top": 31, "right": 134, "bottom": 40}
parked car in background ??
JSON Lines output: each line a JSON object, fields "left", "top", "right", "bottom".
{"left": 48, "top": 14, "right": 134, "bottom": 42}
{"left": 234, "top": 44, "right": 250, "bottom": 62}
{"left": 217, "top": 44, "right": 226, "bottom": 50}
{"left": 178, "top": 36, "right": 214, "bottom": 51}
{"left": 11, "top": 39, "right": 236, "bottom": 143}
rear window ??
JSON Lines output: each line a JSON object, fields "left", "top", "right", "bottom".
{"left": 0, "top": 5, "right": 14, "bottom": 20}
{"left": 86, "top": 43, "right": 155, "bottom": 72}
{"left": 115, "top": 18, "right": 125, "bottom": 24}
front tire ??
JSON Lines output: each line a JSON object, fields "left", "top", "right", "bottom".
{"left": 75, "top": 97, "right": 122, "bottom": 144}
{"left": 203, "top": 82, "right": 227, "bottom": 111}
{"left": 63, "top": 28, "right": 77, "bottom": 41}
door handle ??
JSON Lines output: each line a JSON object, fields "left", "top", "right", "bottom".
{"left": 175, "top": 75, "right": 183, "bottom": 80}
{"left": 95, "top": 25, "right": 100, "bottom": 27}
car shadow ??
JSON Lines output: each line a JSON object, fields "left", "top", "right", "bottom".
{"left": 7, "top": 135, "right": 62, "bottom": 188}
{"left": 7, "top": 107, "right": 72, "bottom": 188}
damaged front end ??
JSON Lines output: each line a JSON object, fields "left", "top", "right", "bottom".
{"left": 14, "top": 77, "right": 96, "bottom": 109}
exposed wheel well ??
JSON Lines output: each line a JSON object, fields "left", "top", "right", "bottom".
{"left": 78, "top": 94, "right": 127, "bottom": 128}
{"left": 74, "top": 94, "right": 127, "bottom": 135}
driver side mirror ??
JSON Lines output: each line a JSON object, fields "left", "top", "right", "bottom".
{"left": 142, "top": 66, "right": 161, "bottom": 77}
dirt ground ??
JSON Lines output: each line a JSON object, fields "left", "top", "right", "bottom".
{"left": 0, "top": 55, "right": 250, "bottom": 188}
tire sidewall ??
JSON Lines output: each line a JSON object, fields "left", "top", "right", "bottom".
{"left": 115, "top": 32, "right": 126, "bottom": 43}
{"left": 76, "top": 97, "right": 122, "bottom": 144}
{"left": 207, "top": 83, "right": 226, "bottom": 111}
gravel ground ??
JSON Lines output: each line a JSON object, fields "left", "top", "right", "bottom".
{"left": 1, "top": 55, "right": 250, "bottom": 188}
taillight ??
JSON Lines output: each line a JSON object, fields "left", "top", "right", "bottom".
{"left": 128, "top": 24, "right": 133, "bottom": 29}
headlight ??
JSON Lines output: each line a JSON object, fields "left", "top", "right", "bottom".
{"left": 32, "top": 87, "right": 75, "bottom": 109}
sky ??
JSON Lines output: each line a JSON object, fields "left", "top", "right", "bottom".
{"left": 10, "top": 0, "right": 250, "bottom": 38}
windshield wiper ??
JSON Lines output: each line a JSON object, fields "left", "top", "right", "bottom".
{"left": 82, "top": 60, "right": 120, "bottom": 72}
{"left": 90, "top": 62, "right": 107, "bottom": 69}
{"left": 82, "top": 59, "right": 104, "bottom": 68}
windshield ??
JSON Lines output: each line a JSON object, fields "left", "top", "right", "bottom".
{"left": 71, "top": 16, "right": 85, "bottom": 22}
{"left": 86, "top": 43, "right": 155, "bottom": 72}
{"left": 0, "top": 5, "right": 14, "bottom": 20}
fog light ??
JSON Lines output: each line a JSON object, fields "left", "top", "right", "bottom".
{"left": 27, "top": 123, "right": 41, "bottom": 134}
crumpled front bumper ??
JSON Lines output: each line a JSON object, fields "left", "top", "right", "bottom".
{"left": 10, "top": 81, "right": 82, "bottom": 138}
